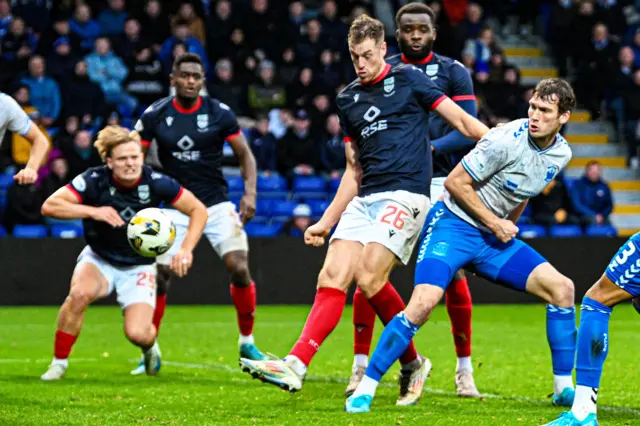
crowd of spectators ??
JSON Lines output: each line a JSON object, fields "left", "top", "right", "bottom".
{"left": 0, "top": 0, "right": 634, "bottom": 234}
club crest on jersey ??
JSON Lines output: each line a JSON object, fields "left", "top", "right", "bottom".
{"left": 383, "top": 77, "right": 395, "bottom": 95}
{"left": 197, "top": 114, "right": 208, "bottom": 129}
{"left": 138, "top": 185, "right": 150, "bottom": 202}
{"left": 545, "top": 165, "right": 559, "bottom": 183}
{"left": 166, "top": 116, "right": 173, "bottom": 127}
{"left": 426, "top": 64, "right": 439, "bottom": 76}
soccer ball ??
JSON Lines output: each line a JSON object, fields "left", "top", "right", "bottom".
{"left": 127, "top": 208, "right": 176, "bottom": 258}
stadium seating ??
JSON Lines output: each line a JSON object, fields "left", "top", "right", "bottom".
{"left": 307, "top": 200, "right": 330, "bottom": 217}
{"left": 518, "top": 224, "right": 547, "bottom": 238}
{"left": 328, "top": 177, "right": 341, "bottom": 195}
{"left": 257, "top": 175, "right": 288, "bottom": 199}
{"left": 244, "top": 222, "right": 283, "bottom": 237}
{"left": 549, "top": 224, "right": 583, "bottom": 238}
{"left": 50, "top": 224, "right": 84, "bottom": 238}
{"left": 13, "top": 224, "right": 48, "bottom": 238}
{"left": 271, "top": 200, "right": 298, "bottom": 220}
{"left": 0, "top": 173, "right": 13, "bottom": 191}
{"left": 292, "top": 176, "right": 328, "bottom": 200}
{"left": 585, "top": 224, "right": 617, "bottom": 237}
{"left": 0, "top": 225, "right": 7, "bottom": 238}
{"left": 226, "top": 176, "right": 245, "bottom": 199}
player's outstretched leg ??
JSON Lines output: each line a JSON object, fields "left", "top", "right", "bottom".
{"left": 42, "top": 262, "right": 109, "bottom": 381}
{"left": 347, "top": 286, "right": 376, "bottom": 397}
{"left": 131, "top": 265, "right": 170, "bottom": 375}
{"left": 239, "top": 240, "right": 359, "bottom": 392}
{"left": 544, "top": 274, "right": 632, "bottom": 426}
{"left": 445, "top": 269, "right": 479, "bottom": 397}
{"left": 124, "top": 303, "right": 161, "bottom": 376}
{"left": 346, "top": 283, "right": 443, "bottom": 413}
{"left": 224, "top": 250, "right": 266, "bottom": 361}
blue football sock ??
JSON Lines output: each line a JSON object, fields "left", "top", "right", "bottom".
{"left": 365, "top": 312, "right": 419, "bottom": 382}
{"left": 546, "top": 304, "right": 577, "bottom": 378}
{"left": 576, "top": 297, "right": 612, "bottom": 388}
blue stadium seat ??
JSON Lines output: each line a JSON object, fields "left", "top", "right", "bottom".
{"left": 0, "top": 173, "right": 14, "bottom": 190}
{"left": 50, "top": 224, "right": 84, "bottom": 238}
{"left": 0, "top": 225, "right": 7, "bottom": 238}
{"left": 121, "top": 118, "right": 134, "bottom": 130}
{"left": 244, "top": 223, "right": 283, "bottom": 237}
{"left": 521, "top": 204, "right": 532, "bottom": 218}
{"left": 13, "top": 224, "right": 47, "bottom": 238}
{"left": 518, "top": 224, "right": 547, "bottom": 238}
{"left": 549, "top": 224, "right": 583, "bottom": 238}
{"left": 255, "top": 199, "right": 273, "bottom": 217}
{"left": 329, "top": 177, "right": 341, "bottom": 193}
{"left": 307, "top": 200, "right": 330, "bottom": 217}
{"left": 585, "top": 225, "right": 617, "bottom": 237}
{"left": 292, "top": 176, "right": 328, "bottom": 200}
{"left": 118, "top": 103, "right": 134, "bottom": 118}
{"left": 257, "top": 175, "right": 287, "bottom": 193}
{"left": 271, "top": 200, "right": 298, "bottom": 219}
{"left": 226, "top": 176, "right": 245, "bottom": 192}
{"left": 250, "top": 216, "right": 270, "bottom": 224}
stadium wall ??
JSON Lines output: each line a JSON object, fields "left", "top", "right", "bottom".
{"left": 1, "top": 237, "right": 622, "bottom": 306}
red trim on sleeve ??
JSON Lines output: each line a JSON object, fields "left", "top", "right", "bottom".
{"left": 171, "top": 187, "right": 184, "bottom": 205}
{"left": 452, "top": 95, "right": 477, "bottom": 101}
{"left": 141, "top": 139, "right": 151, "bottom": 147}
{"left": 430, "top": 95, "right": 448, "bottom": 111}
{"left": 172, "top": 96, "right": 203, "bottom": 114}
{"left": 225, "top": 130, "right": 243, "bottom": 141}
{"left": 400, "top": 52, "right": 434, "bottom": 65}
{"left": 343, "top": 136, "right": 353, "bottom": 143}
{"left": 66, "top": 184, "right": 83, "bottom": 203}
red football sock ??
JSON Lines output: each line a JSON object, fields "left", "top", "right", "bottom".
{"left": 290, "top": 287, "right": 347, "bottom": 366}
{"left": 230, "top": 282, "right": 257, "bottom": 336}
{"left": 445, "top": 276, "right": 473, "bottom": 358}
{"left": 54, "top": 330, "right": 78, "bottom": 359}
{"left": 152, "top": 294, "right": 167, "bottom": 335}
{"left": 367, "top": 282, "right": 418, "bottom": 365}
{"left": 353, "top": 286, "right": 376, "bottom": 356}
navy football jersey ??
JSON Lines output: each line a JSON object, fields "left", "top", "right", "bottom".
{"left": 135, "top": 96, "right": 241, "bottom": 207}
{"left": 67, "top": 165, "right": 183, "bottom": 266}
{"left": 387, "top": 52, "right": 476, "bottom": 177}
{"left": 336, "top": 63, "right": 446, "bottom": 197}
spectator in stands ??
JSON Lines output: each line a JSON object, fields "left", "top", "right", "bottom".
{"left": 61, "top": 60, "right": 105, "bottom": 128}
{"left": 571, "top": 161, "right": 614, "bottom": 226}
{"left": 98, "top": 0, "right": 128, "bottom": 37}
{"left": 530, "top": 174, "right": 578, "bottom": 228}
{"left": 631, "top": 28, "right": 640, "bottom": 70}
{"left": 38, "top": 16, "right": 82, "bottom": 59}
{"left": 595, "top": 0, "right": 626, "bottom": 39}
{"left": 314, "top": 49, "right": 342, "bottom": 95}
{"left": 172, "top": 2, "right": 206, "bottom": 48}
{"left": 159, "top": 19, "right": 209, "bottom": 75}
{"left": 610, "top": 46, "right": 636, "bottom": 140}
{"left": 10, "top": 85, "right": 51, "bottom": 171}
{"left": 318, "top": 0, "right": 347, "bottom": 52}
{"left": 282, "top": 203, "right": 313, "bottom": 237}
{"left": 54, "top": 116, "right": 79, "bottom": 154}
{"left": 208, "top": 58, "right": 248, "bottom": 117}
{"left": 86, "top": 37, "right": 136, "bottom": 111}
{"left": 115, "top": 17, "right": 145, "bottom": 62}
{"left": 208, "top": 0, "right": 236, "bottom": 59}
{"left": 278, "top": 46, "right": 300, "bottom": 86}
{"left": 571, "top": 1, "right": 598, "bottom": 68}
{"left": 47, "top": 37, "right": 79, "bottom": 85}
{"left": 548, "top": 0, "right": 574, "bottom": 77}
{"left": 2, "top": 178, "right": 43, "bottom": 231}
{"left": 309, "top": 94, "right": 332, "bottom": 133}
{"left": 489, "top": 66, "right": 523, "bottom": 121}
{"left": 248, "top": 60, "right": 286, "bottom": 115}
{"left": 624, "top": 69, "right": 640, "bottom": 166}
{"left": 297, "top": 19, "right": 327, "bottom": 68}
{"left": 124, "top": 43, "right": 165, "bottom": 109}
{"left": 462, "top": 27, "right": 501, "bottom": 75}
{"left": 277, "top": 109, "right": 318, "bottom": 178}
{"left": 0, "top": 0, "right": 12, "bottom": 40}
{"left": 21, "top": 56, "right": 61, "bottom": 127}
{"left": 57, "top": 129, "right": 101, "bottom": 179}
{"left": 69, "top": 3, "right": 101, "bottom": 53}
{"left": 1, "top": 17, "right": 35, "bottom": 75}
{"left": 283, "top": 1, "right": 306, "bottom": 42}
{"left": 287, "top": 67, "right": 315, "bottom": 110}
{"left": 40, "top": 155, "right": 71, "bottom": 202}
{"left": 464, "top": 2, "right": 484, "bottom": 40}
{"left": 138, "top": 0, "right": 170, "bottom": 53}
{"left": 248, "top": 115, "right": 277, "bottom": 174}
{"left": 241, "top": 0, "right": 279, "bottom": 59}
{"left": 319, "top": 114, "right": 345, "bottom": 178}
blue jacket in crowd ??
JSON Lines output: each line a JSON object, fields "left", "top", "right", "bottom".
{"left": 20, "top": 75, "right": 61, "bottom": 121}
{"left": 570, "top": 176, "right": 614, "bottom": 218}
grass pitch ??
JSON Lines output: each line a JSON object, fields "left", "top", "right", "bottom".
{"left": 0, "top": 305, "right": 638, "bottom": 425}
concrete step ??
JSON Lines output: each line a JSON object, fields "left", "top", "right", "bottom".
{"left": 614, "top": 204, "right": 640, "bottom": 214}
{"left": 570, "top": 144, "right": 624, "bottom": 157}
{"left": 521, "top": 76, "right": 544, "bottom": 86}
{"left": 612, "top": 190, "right": 640, "bottom": 204}
{"left": 611, "top": 214, "right": 640, "bottom": 229}
{"left": 568, "top": 157, "right": 625, "bottom": 168}
{"left": 565, "top": 167, "right": 637, "bottom": 180}
{"left": 569, "top": 110, "right": 591, "bottom": 123}
{"left": 504, "top": 47, "right": 544, "bottom": 57}
{"left": 507, "top": 56, "right": 554, "bottom": 68}
{"left": 565, "top": 122, "right": 612, "bottom": 135}
{"left": 519, "top": 67, "right": 558, "bottom": 79}
{"left": 499, "top": 35, "right": 545, "bottom": 48}
{"left": 610, "top": 181, "right": 640, "bottom": 191}
{"left": 618, "top": 229, "right": 640, "bottom": 237}
{"left": 565, "top": 134, "right": 609, "bottom": 144}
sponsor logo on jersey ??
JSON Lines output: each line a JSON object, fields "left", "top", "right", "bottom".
{"left": 177, "top": 135, "right": 195, "bottom": 151}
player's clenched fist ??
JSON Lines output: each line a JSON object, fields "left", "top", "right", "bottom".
{"left": 13, "top": 167, "right": 38, "bottom": 185}
{"left": 304, "top": 222, "right": 331, "bottom": 247}
{"left": 490, "top": 218, "right": 518, "bottom": 243}
{"left": 90, "top": 206, "right": 126, "bottom": 228}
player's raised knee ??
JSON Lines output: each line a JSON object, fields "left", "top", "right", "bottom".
{"left": 317, "top": 262, "right": 350, "bottom": 290}
{"left": 67, "top": 284, "right": 95, "bottom": 312}
{"left": 125, "top": 324, "right": 155, "bottom": 347}
{"left": 549, "top": 275, "right": 575, "bottom": 307}
{"left": 354, "top": 261, "right": 387, "bottom": 297}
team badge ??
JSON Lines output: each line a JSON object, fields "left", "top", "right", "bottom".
{"left": 197, "top": 114, "right": 208, "bottom": 129}
{"left": 166, "top": 117, "right": 174, "bottom": 127}
{"left": 426, "top": 64, "right": 439, "bottom": 76}
{"left": 138, "top": 185, "right": 150, "bottom": 202}
{"left": 545, "top": 165, "right": 559, "bottom": 183}
{"left": 383, "top": 77, "right": 395, "bottom": 94}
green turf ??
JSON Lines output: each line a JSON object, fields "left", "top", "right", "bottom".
{"left": 0, "top": 305, "right": 637, "bottom": 425}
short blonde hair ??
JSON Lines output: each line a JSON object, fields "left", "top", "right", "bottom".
{"left": 94, "top": 125, "right": 141, "bottom": 161}
{"left": 348, "top": 14, "right": 385, "bottom": 46}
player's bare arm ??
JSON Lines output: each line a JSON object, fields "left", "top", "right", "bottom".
{"left": 434, "top": 98, "right": 489, "bottom": 142}
{"left": 507, "top": 200, "right": 529, "bottom": 224}
{"left": 41, "top": 186, "right": 125, "bottom": 228}
{"left": 14, "top": 124, "right": 50, "bottom": 185}
{"left": 227, "top": 132, "right": 257, "bottom": 224}
{"left": 444, "top": 164, "right": 518, "bottom": 243}
{"left": 305, "top": 142, "right": 361, "bottom": 247}
{"left": 170, "top": 188, "right": 207, "bottom": 277}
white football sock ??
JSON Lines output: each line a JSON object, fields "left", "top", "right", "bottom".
{"left": 283, "top": 355, "right": 307, "bottom": 377}
{"left": 554, "top": 374, "right": 574, "bottom": 396}
{"left": 456, "top": 356, "right": 472, "bottom": 373}
{"left": 352, "top": 375, "right": 379, "bottom": 398}
{"left": 353, "top": 354, "right": 368, "bottom": 368}
{"left": 571, "top": 385, "right": 597, "bottom": 421}
{"left": 53, "top": 357, "right": 68, "bottom": 368}
{"left": 238, "top": 334, "right": 255, "bottom": 345}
